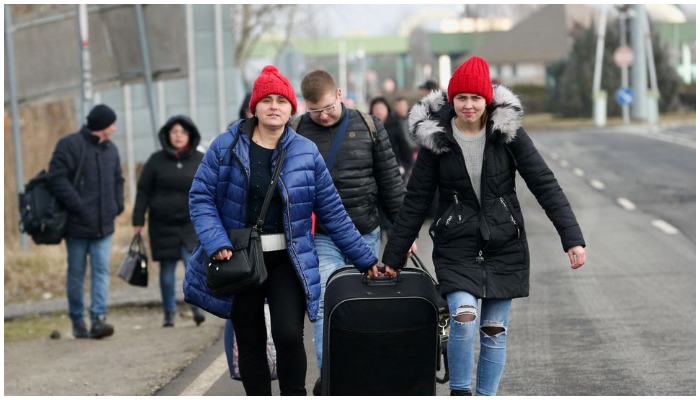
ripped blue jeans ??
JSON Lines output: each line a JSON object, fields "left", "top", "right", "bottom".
{"left": 446, "top": 291, "right": 512, "bottom": 396}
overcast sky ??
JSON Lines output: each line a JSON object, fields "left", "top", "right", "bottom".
{"left": 310, "top": 4, "right": 465, "bottom": 37}
{"left": 306, "top": 4, "right": 696, "bottom": 38}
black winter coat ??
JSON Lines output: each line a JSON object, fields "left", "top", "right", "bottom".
{"left": 48, "top": 128, "right": 125, "bottom": 239}
{"left": 383, "top": 114, "right": 414, "bottom": 172}
{"left": 294, "top": 106, "right": 406, "bottom": 235}
{"left": 382, "top": 87, "right": 586, "bottom": 299}
{"left": 132, "top": 115, "right": 203, "bottom": 261}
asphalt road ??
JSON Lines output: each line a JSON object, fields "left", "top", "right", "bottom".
{"left": 5, "top": 122, "right": 695, "bottom": 396}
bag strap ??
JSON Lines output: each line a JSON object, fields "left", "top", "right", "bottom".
{"left": 324, "top": 110, "right": 349, "bottom": 171}
{"left": 289, "top": 111, "right": 349, "bottom": 171}
{"left": 254, "top": 147, "right": 287, "bottom": 231}
{"left": 358, "top": 110, "right": 378, "bottom": 142}
{"left": 129, "top": 233, "right": 141, "bottom": 251}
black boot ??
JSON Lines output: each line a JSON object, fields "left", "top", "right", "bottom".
{"left": 72, "top": 321, "right": 89, "bottom": 339}
{"left": 89, "top": 315, "right": 114, "bottom": 339}
{"left": 192, "top": 307, "right": 205, "bottom": 326}
{"left": 450, "top": 389, "right": 472, "bottom": 396}
{"left": 163, "top": 311, "right": 175, "bottom": 327}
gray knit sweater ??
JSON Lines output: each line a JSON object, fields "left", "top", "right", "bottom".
{"left": 451, "top": 117, "right": 486, "bottom": 203}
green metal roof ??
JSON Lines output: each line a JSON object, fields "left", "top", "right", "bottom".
{"left": 250, "top": 19, "right": 695, "bottom": 59}
{"left": 251, "top": 35, "right": 408, "bottom": 58}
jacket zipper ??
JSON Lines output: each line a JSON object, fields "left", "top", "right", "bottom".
{"left": 278, "top": 173, "right": 311, "bottom": 301}
{"left": 476, "top": 249, "right": 486, "bottom": 298}
{"left": 499, "top": 196, "right": 520, "bottom": 238}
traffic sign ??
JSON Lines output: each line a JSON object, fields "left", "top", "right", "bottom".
{"left": 615, "top": 87, "right": 634, "bottom": 106}
{"left": 614, "top": 46, "right": 634, "bottom": 67}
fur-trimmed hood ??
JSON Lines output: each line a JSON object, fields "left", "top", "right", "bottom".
{"left": 408, "top": 85, "right": 524, "bottom": 154}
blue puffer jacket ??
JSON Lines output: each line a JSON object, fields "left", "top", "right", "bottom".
{"left": 184, "top": 118, "right": 378, "bottom": 320}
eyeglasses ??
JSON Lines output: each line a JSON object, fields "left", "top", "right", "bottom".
{"left": 308, "top": 102, "right": 336, "bottom": 117}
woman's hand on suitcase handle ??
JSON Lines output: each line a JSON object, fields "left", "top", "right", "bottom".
{"left": 366, "top": 263, "right": 399, "bottom": 279}
{"left": 407, "top": 241, "right": 418, "bottom": 258}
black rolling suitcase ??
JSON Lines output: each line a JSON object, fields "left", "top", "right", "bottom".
{"left": 321, "top": 266, "right": 440, "bottom": 395}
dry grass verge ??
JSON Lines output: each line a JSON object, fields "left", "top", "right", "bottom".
{"left": 4, "top": 210, "right": 141, "bottom": 305}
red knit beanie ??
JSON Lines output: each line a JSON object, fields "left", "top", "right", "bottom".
{"left": 249, "top": 65, "right": 298, "bottom": 114}
{"left": 447, "top": 56, "right": 493, "bottom": 105}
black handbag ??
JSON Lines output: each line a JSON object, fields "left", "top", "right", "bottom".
{"left": 205, "top": 147, "right": 287, "bottom": 296}
{"left": 117, "top": 233, "right": 149, "bottom": 287}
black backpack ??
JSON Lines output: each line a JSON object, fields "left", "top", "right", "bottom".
{"left": 19, "top": 141, "right": 86, "bottom": 245}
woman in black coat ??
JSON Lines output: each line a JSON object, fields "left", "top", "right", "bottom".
{"left": 133, "top": 115, "right": 206, "bottom": 327}
{"left": 382, "top": 57, "right": 586, "bottom": 396}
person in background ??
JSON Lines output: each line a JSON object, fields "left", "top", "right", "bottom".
{"left": 295, "top": 70, "right": 411, "bottom": 395}
{"left": 369, "top": 96, "right": 414, "bottom": 178}
{"left": 184, "top": 65, "right": 388, "bottom": 395}
{"left": 132, "top": 115, "right": 206, "bottom": 327}
{"left": 392, "top": 96, "right": 411, "bottom": 137}
{"left": 419, "top": 78, "right": 439, "bottom": 97}
{"left": 239, "top": 92, "right": 253, "bottom": 120}
{"left": 48, "top": 104, "right": 125, "bottom": 339}
{"left": 382, "top": 56, "right": 587, "bottom": 396}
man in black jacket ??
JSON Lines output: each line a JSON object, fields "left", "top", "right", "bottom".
{"left": 48, "top": 104, "right": 125, "bottom": 339}
{"left": 295, "top": 70, "right": 409, "bottom": 393}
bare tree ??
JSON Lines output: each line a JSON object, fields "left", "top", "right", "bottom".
{"left": 229, "top": 4, "right": 297, "bottom": 83}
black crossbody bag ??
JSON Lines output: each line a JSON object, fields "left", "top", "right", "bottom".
{"left": 205, "top": 145, "right": 287, "bottom": 296}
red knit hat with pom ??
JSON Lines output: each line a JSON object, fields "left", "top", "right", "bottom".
{"left": 249, "top": 65, "right": 297, "bottom": 114}
{"left": 447, "top": 56, "right": 493, "bottom": 105}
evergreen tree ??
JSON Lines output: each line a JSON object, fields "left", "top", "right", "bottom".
{"left": 549, "top": 18, "right": 682, "bottom": 117}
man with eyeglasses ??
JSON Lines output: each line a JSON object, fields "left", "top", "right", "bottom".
{"left": 294, "top": 70, "right": 410, "bottom": 395}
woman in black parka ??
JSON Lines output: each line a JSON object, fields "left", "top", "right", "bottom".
{"left": 133, "top": 115, "right": 206, "bottom": 327}
{"left": 382, "top": 57, "right": 586, "bottom": 396}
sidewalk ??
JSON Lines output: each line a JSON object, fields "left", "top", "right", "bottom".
{"left": 4, "top": 279, "right": 169, "bottom": 320}
{"left": 4, "top": 275, "right": 227, "bottom": 396}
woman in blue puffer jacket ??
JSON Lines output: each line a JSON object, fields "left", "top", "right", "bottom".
{"left": 184, "top": 65, "right": 388, "bottom": 396}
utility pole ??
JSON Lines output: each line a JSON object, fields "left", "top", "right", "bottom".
{"left": 6, "top": 5, "right": 28, "bottom": 250}
{"left": 617, "top": 6, "right": 631, "bottom": 125}
{"left": 639, "top": 5, "right": 660, "bottom": 126}
{"left": 134, "top": 5, "right": 159, "bottom": 149}
{"left": 592, "top": 5, "right": 608, "bottom": 127}
{"left": 630, "top": 4, "right": 647, "bottom": 120}
{"left": 78, "top": 4, "right": 93, "bottom": 124}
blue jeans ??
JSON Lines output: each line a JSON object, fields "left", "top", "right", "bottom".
{"left": 447, "top": 291, "right": 512, "bottom": 396}
{"left": 65, "top": 235, "right": 113, "bottom": 324}
{"left": 312, "top": 227, "right": 381, "bottom": 371}
{"left": 159, "top": 245, "right": 192, "bottom": 313}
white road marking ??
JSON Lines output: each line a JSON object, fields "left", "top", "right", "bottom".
{"left": 573, "top": 168, "right": 585, "bottom": 177}
{"left": 180, "top": 352, "right": 228, "bottom": 396}
{"left": 559, "top": 159, "right": 569, "bottom": 168}
{"left": 616, "top": 198, "right": 636, "bottom": 210}
{"left": 589, "top": 179, "right": 605, "bottom": 190}
{"left": 651, "top": 219, "right": 679, "bottom": 235}
{"left": 550, "top": 152, "right": 560, "bottom": 160}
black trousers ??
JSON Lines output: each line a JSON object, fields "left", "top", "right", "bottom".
{"left": 231, "top": 250, "right": 307, "bottom": 396}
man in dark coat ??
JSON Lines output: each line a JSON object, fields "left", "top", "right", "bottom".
{"left": 132, "top": 115, "right": 205, "bottom": 327}
{"left": 294, "top": 70, "right": 408, "bottom": 394}
{"left": 48, "top": 104, "right": 125, "bottom": 339}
